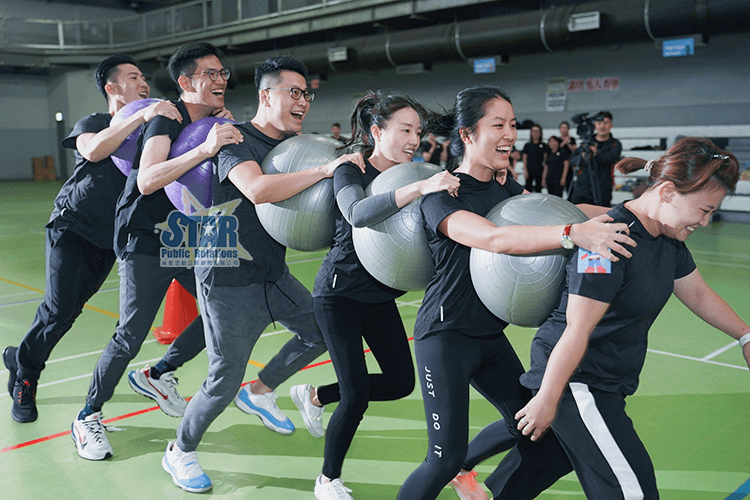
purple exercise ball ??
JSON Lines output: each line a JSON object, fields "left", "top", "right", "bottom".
{"left": 110, "top": 98, "right": 160, "bottom": 176}
{"left": 165, "top": 116, "right": 235, "bottom": 214}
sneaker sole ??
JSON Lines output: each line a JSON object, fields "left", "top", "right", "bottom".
{"left": 127, "top": 371, "right": 184, "bottom": 418}
{"left": 162, "top": 454, "right": 212, "bottom": 493}
{"left": 234, "top": 393, "right": 294, "bottom": 435}
{"left": 3, "top": 346, "right": 17, "bottom": 398}
{"left": 290, "top": 387, "right": 324, "bottom": 439}
{"left": 71, "top": 423, "right": 112, "bottom": 461}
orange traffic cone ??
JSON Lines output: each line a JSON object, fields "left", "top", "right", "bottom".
{"left": 153, "top": 279, "right": 199, "bottom": 345}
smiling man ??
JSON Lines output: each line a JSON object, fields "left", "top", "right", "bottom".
{"left": 71, "top": 42, "right": 243, "bottom": 462}
{"left": 161, "top": 55, "right": 364, "bottom": 494}
{"left": 2, "top": 55, "right": 181, "bottom": 424}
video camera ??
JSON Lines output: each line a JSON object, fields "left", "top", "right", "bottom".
{"left": 571, "top": 112, "right": 605, "bottom": 147}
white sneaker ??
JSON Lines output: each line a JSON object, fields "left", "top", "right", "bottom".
{"left": 128, "top": 366, "right": 187, "bottom": 417}
{"left": 71, "top": 410, "right": 113, "bottom": 460}
{"left": 314, "top": 474, "right": 354, "bottom": 500}
{"left": 234, "top": 387, "right": 295, "bottom": 435}
{"left": 162, "top": 441, "right": 212, "bottom": 493}
{"left": 290, "top": 384, "right": 325, "bottom": 438}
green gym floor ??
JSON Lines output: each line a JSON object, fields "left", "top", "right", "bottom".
{"left": 1, "top": 181, "right": 748, "bottom": 500}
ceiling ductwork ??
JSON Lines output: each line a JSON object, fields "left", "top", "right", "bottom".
{"left": 153, "top": 0, "right": 750, "bottom": 95}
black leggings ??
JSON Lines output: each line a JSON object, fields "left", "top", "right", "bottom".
{"left": 396, "top": 331, "right": 531, "bottom": 500}
{"left": 313, "top": 296, "right": 415, "bottom": 480}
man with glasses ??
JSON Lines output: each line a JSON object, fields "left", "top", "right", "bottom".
{"left": 71, "top": 42, "right": 241, "bottom": 461}
{"left": 161, "top": 55, "right": 365, "bottom": 493}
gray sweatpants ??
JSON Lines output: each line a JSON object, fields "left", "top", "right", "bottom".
{"left": 87, "top": 252, "right": 206, "bottom": 408}
{"left": 176, "top": 266, "right": 327, "bottom": 452}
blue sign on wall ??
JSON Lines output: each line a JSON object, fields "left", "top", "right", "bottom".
{"left": 663, "top": 37, "right": 695, "bottom": 58}
{"left": 473, "top": 58, "right": 496, "bottom": 74}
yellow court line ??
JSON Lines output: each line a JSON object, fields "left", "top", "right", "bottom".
{"left": 1, "top": 275, "right": 272, "bottom": 367}
{"left": 0, "top": 276, "right": 119, "bottom": 319}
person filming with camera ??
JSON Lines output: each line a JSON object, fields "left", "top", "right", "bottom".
{"left": 568, "top": 111, "right": 622, "bottom": 207}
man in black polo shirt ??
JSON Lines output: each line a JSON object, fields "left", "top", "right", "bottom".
{"left": 2, "top": 55, "right": 180, "bottom": 424}
{"left": 71, "top": 42, "right": 242, "bottom": 461}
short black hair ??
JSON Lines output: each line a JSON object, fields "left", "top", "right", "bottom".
{"left": 331, "top": 123, "right": 341, "bottom": 128}
{"left": 254, "top": 55, "right": 308, "bottom": 91}
{"left": 95, "top": 54, "right": 138, "bottom": 101}
{"left": 594, "top": 111, "right": 613, "bottom": 121}
{"left": 167, "top": 42, "right": 223, "bottom": 94}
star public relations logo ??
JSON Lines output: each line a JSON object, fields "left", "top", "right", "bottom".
{"left": 155, "top": 191, "right": 252, "bottom": 268}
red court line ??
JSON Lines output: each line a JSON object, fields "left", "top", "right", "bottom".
{"left": 0, "top": 337, "right": 414, "bottom": 454}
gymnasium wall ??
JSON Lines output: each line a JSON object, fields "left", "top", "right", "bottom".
{"left": 1, "top": 30, "right": 748, "bottom": 181}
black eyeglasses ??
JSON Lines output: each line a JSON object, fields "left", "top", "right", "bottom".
{"left": 265, "top": 87, "right": 315, "bottom": 102}
{"left": 189, "top": 69, "right": 231, "bottom": 81}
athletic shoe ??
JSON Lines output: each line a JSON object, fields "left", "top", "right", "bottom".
{"left": 3, "top": 346, "right": 18, "bottom": 397}
{"left": 127, "top": 365, "right": 187, "bottom": 417}
{"left": 71, "top": 410, "right": 113, "bottom": 460}
{"left": 314, "top": 474, "right": 354, "bottom": 500}
{"left": 290, "top": 384, "right": 325, "bottom": 438}
{"left": 449, "top": 470, "right": 489, "bottom": 500}
{"left": 234, "top": 387, "right": 295, "bottom": 435}
{"left": 162, "top": 441, "right": 212, "bottom": 493}
{"left": 11, "top": 379, "right": 38, "bottom": 423}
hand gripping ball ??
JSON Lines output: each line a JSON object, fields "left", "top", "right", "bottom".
{"left": 110, "top": 98, "right": 160, "bottom": 176}
{"left": 164, "top": 116, "right": 235, "bottom": 214}
{"left": 352, "top": 161, "right": 443, "bottom": 291}
{"left": 256, "top": 134, "right": 344, "bottom": 251}
{"left": 469, "top": 193, "right": 588, "bottom": 327}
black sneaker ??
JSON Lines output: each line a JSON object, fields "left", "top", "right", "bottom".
{"left": 12, "top": 379, "right": 38, "bottom": 423}
{"left": 2, "top": 346, "right": 18, "bottom": 398}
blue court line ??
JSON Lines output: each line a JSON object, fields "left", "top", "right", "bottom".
{"left": 725, "top": 477, "right": 750, "bottom": 499}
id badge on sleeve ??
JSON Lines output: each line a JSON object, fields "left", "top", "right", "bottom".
{"left": 577, "top": 248, "right": 612, "bottom": 274}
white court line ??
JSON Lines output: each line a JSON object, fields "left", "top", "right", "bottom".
{"left": 648, "top": 348, "right": 748, "bottom": 371}
{"left": 702, "top": 341, "right": 739, "bottom": 361}
{"left": 693, "top": 259, "right": 750, "bottom": 270}
{"left": 690, "top": 249, "right": 750, "bottom": 259}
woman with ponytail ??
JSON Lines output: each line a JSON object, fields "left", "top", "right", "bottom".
{"left": 290, "top": 91, "right": 459, "bottom": 500}
{"left": 396, "top": 86, "right": 636, "bottom": 500}
{"left": 485, "top": 137, "right": 749, "bottom": 500}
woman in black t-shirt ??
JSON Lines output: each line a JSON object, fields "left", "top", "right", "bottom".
{"left": 395, "top": 86, "right": 637, "bottom": 500}
{"left": 487, "top": 138, "right": 749, "bottom": 500}
{"left": 293, "top": 91, "right": 459, "bottom": 500}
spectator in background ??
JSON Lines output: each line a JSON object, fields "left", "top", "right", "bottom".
{"left": 522, "top": 124, "right": 548, "bottom": 193}
{"left": 542, "top": 136, "right": 566, "bottom": 197}
{"left": 422, "top": 133, "right": 452, "bottom": 167}
{"left": 331, "top": 122, "right": 347, "bottom": 144}
{"left": 568, "top": 111, "right": 622, "bottom": 207}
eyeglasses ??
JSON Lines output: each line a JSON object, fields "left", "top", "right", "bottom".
{"left": 265, "top": 87, "right": 315, "bottom": 102}
{"left": 189, "top": 69, "right": 231, "bottom": 81}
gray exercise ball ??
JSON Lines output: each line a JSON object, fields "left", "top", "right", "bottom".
{"left": 352, "top": 161, "right": 443, "bottom": 291}
{"left": 470, "top": 193, "right": 588, "bottom": 327}
{"left": 256, "top": 134, "right": 343, "bottom": 251}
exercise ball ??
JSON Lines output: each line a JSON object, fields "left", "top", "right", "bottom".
{"left": 352, "top": 161, "right": 443, "bottom": 291}
{"left": 110, "top": 98, "right": 160, "bottom": 176}
{"left": 164, "top": 116, "right": 235, "bottom": 214}
{"left": 469, "top": 193, "right": 588, "bottom": 327}
{"left": 256, "top": 134, "right": 343, "bottom": 251}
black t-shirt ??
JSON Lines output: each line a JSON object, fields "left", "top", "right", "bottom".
{"left": 195, "top": 122, "right": 286, "bottom": 287}
{"left": 313, "top": 159, "right": 406, "bottom": 302}
{"left": 415, "top": 173, "right": 525, "bottom": 340}
{"left": 520, "top": 203, "right": 696, "bottom": 396}
{"left": 114, "top": 100, "right": 192, "bottom": 257}
{"left": 545, "top": 150, "right": 565, "bottom": 182}
{"left": 522, "top": 141, "right": 549, "bottom": 176}
{"left": 51, "top": 113, "right": 126, "bottom": 249}
{"left": 570, "top": 135, "right": 622, "bottom": 204}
